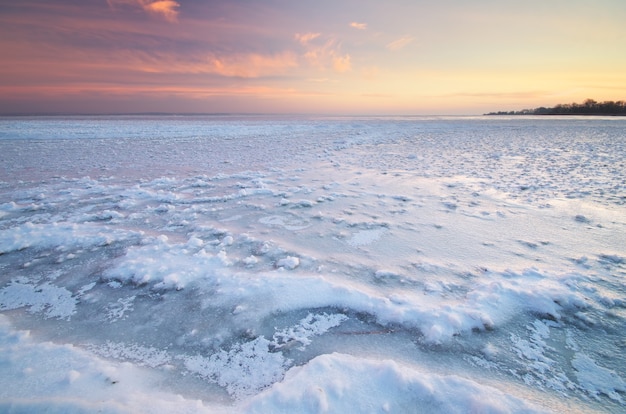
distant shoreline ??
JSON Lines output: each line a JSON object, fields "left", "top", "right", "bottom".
{"left": 485, "top": 99, "right": 626, "bottom": 116}
{"left": 486, "top": 113, "right": 626, "bottom": 117}
{"left": 486, "top": 112, "right": 626, "bottom": 117}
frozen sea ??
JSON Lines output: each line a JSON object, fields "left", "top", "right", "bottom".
{"left": 0, "top": 115, "right": 624, "bottom": 413}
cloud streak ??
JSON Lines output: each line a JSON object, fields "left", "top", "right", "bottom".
{"left": 208, "top": 52, "right": 299, "bottom": 78}
{"left": 386, "top": 35, "right": 415, "bottom": 51}
{"left": 295, "top": 32, "right": 321, "bottom": 46}
{"left": 108, "top": 0, "right": 180, "bottom": 22}
{"left": 295, "top": 34, "right": 352, "bottom": 73}
{"left": 350, "top": 22, "right": 367, "bottom": 30}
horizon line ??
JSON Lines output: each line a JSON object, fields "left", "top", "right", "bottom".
{"left": 0, "top": 112, "right": 488, "bottom": 118}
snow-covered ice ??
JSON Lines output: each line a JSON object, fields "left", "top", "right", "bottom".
{"left": 0, "top": 115, "right": 625, "bottom": 413}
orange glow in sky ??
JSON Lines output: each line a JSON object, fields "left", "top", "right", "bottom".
{"left": 1, "top": 0, "right": 625, "bottom": 114}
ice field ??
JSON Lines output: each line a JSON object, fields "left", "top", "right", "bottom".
{"left": 0, "top": 115, "right": 625, "bottom": 413}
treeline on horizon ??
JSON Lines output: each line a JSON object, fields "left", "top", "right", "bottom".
{"left": 486, "top": 99, "right": 626, "bottom": 116}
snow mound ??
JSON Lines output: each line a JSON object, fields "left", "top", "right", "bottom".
{"left": 244, "top": 353, "right": 547, "bottom": 414}
{"left": 0, "top": 315, "right": 221, "bottom": 414}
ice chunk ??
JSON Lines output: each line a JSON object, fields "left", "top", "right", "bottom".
{"left": 276, "top": 256, "right": 300, "bottom": 270}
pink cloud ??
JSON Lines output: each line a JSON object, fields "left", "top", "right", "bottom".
{"left": 208, "top": 52, "right": 299, "bottom": 78}
{"left": 333, "top": 54, "right": 352, "bottom": 73}
{"left": 143, "top": 1, "right": 180, "bottom": 22}
{"left": 118, "top": 50, "right": 299, "bottom": 78}
{"left": 296, "top": 34, "right": 352, "bottom": 74}
{"left": 108, "top": 0, "right": 180, "bottom": 22}
{"left": 350, "top": 22, "right": 367, "bottom": 30}
{"left": 295, "top": 32, "right": 321, "bottom": 46}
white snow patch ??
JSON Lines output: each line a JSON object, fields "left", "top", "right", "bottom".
{"left": 572, "top": 353, "right": 626, "bottom": 402}
{"left": 259, "top": 215, "right": 311, "bottom": 231}
{"left": 0, "top": 280, "right": 77, "bottom": 320}
{"left": 0, "top": 222, "right": 140, "bottom": 254}
{"left": 182, "top": 313, "right": 346, "bottom": 399}
{"left": 183, "top": 336, "right": 289, "bottom": 400}
{"left": 347, "top": 227, "right": 387, "bottom": 247}
{"left": 243, "top": 255, "right": 259, "bottom": 266}
{"left": 105, "top": 296, "right": 136, "bottom": 322}
{"left": 103, "top": 236, "right": 230, "bottom": 290}
{"left": 89, "top": 341, "right": 172, "bottom": 368}
{"left": 272, "top": 313, "right": 347, "bottom": 350}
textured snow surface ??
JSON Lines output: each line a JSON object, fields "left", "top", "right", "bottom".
{"left": 0, "top": 115, "right": 625, "bottom": 413}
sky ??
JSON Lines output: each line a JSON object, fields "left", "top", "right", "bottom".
{"left": 1, "top": 0, "right": 625, "bottom": 115}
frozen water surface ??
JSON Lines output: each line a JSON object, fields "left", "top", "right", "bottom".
{"left": 0, "top": 115, "right": 625, "bottom": 413}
